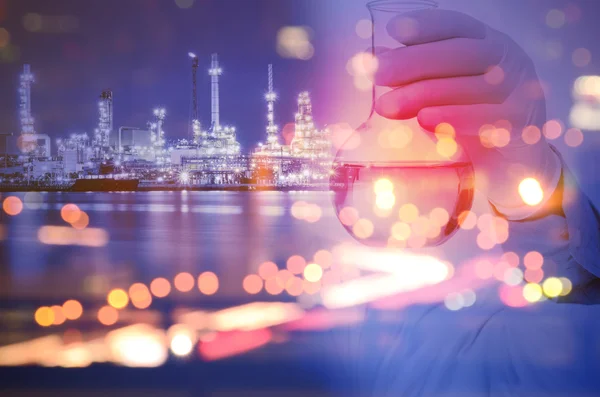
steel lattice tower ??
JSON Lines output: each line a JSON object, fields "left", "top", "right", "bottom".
{"left": 265, "top": 64, "right": 279, "bottom": 148}
{"left": 189, "top": 53, "right": 199, "bottom": 122}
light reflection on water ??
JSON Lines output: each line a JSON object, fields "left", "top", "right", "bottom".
{"left": 0, "top": 191, "right": 343, "bottom": 300}
{"left": 0, "top": 191, "right": 494, "bottom": 367}
{"left": 0, "top": 191, "right": 363, "bottom": 365}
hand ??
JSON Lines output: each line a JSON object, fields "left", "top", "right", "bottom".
{"left": 374, "top": 9, "right": 561, "bottom": 218}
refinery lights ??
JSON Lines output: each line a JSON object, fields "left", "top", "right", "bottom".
{"left": 153, "top": 108, "right": 166, "bottom": 118}
{"left": 178, "top": 171, "right": 190, "bottom": 184}
{"left": 209, "top": 67, "right": 223, "bottom": 76}
{"left": 6, "top": 55, "right": 334, "bottom": 188}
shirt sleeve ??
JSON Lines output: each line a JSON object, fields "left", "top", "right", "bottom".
{"left": 491, "top": 143, "right": 563, "bottom": 221}
{"left": 561, "top": 161, "right": 600, "bottom": 279}
{"left": 496, "top": 149, "right": 600, "bottom": 303}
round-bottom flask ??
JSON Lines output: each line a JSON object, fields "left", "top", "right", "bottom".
{"left": 331, "top": 116, "right": 475, "bottom": 249}
{"left": 330, "top": 0, "right": 474, "bottom": 248}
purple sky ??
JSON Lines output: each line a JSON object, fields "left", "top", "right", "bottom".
{"left": 1, "top": 0, "right": 599, "bottom": 199}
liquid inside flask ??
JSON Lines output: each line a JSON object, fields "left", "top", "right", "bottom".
{"left": 331, "top": 0, "right": 475, "bottom": 248}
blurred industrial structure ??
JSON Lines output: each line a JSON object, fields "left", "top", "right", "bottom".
{"left": 18, "top": 64, "right": 51, "bottom": 159}
{"left": 93, "top": 90, "right": 113, "bottom": 159}
{"left": 1, "top": 56, "right": 333, "bottom": 189}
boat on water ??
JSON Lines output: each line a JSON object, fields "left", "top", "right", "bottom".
{"left": 70, "top": 178, "right": 139, "bottom": 192}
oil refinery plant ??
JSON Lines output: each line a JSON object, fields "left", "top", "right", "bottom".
{"left": 0, "top": 54, "right": 333, "bottom": 191}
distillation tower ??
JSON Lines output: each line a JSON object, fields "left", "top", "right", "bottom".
{"left": 265, "top": 64, "right": 281, "bottom": 151}
{"left": 192, "top": 53, "right": 240, "bottom": 155}
{"left": 290, "top": 92, "right": 332, "bottom": 158}
{"left": 93, "top": 90, "right": 113, "bottom": 158}
{"left": 173, "top": 53, "right": 243, "bottom": 183}
{"left": 151, "top": 108, "right": 166, "bottom": 149}
{"left": 18, "top": 64, "right": 50, "bottom": 157}
{"left": 148, "top": 107, "right": 169, "bottom": 165}
{"left": 255, "top": 64, "right": 289, "bottom": 157}
{"left": 290, "top": 92, "right": 313, "bottom": 156}
{"left": 209, "top": 53, "right": 222, "bottom": 132}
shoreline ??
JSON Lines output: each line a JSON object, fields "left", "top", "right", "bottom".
{"left": 0, "top": 184, "right": 332, "bottom": 193}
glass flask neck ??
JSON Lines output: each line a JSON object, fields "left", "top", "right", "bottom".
{"left": 366, "top": 0, "right": 438, "bottom": 120}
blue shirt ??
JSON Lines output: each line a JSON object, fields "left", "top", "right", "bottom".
{"left": 327, "top": 154, "right": 600, "bottom": 396}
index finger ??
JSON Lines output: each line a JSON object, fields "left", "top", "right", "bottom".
{"left": 374, "top": 37, "right": 503, "bottom": 87}
{"left": 386, "top": 9, "right": 487, "bottom": 45}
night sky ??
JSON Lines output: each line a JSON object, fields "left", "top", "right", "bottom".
{"left": 2, "top": 0, "right": 600, "bottom": 195}
{"left": 0, "top": 0, "right": 330, "bottom": 150}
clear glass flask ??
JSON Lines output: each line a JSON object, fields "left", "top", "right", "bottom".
{"left": 330, "top": 0, "right": 475, "bottom": 248}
